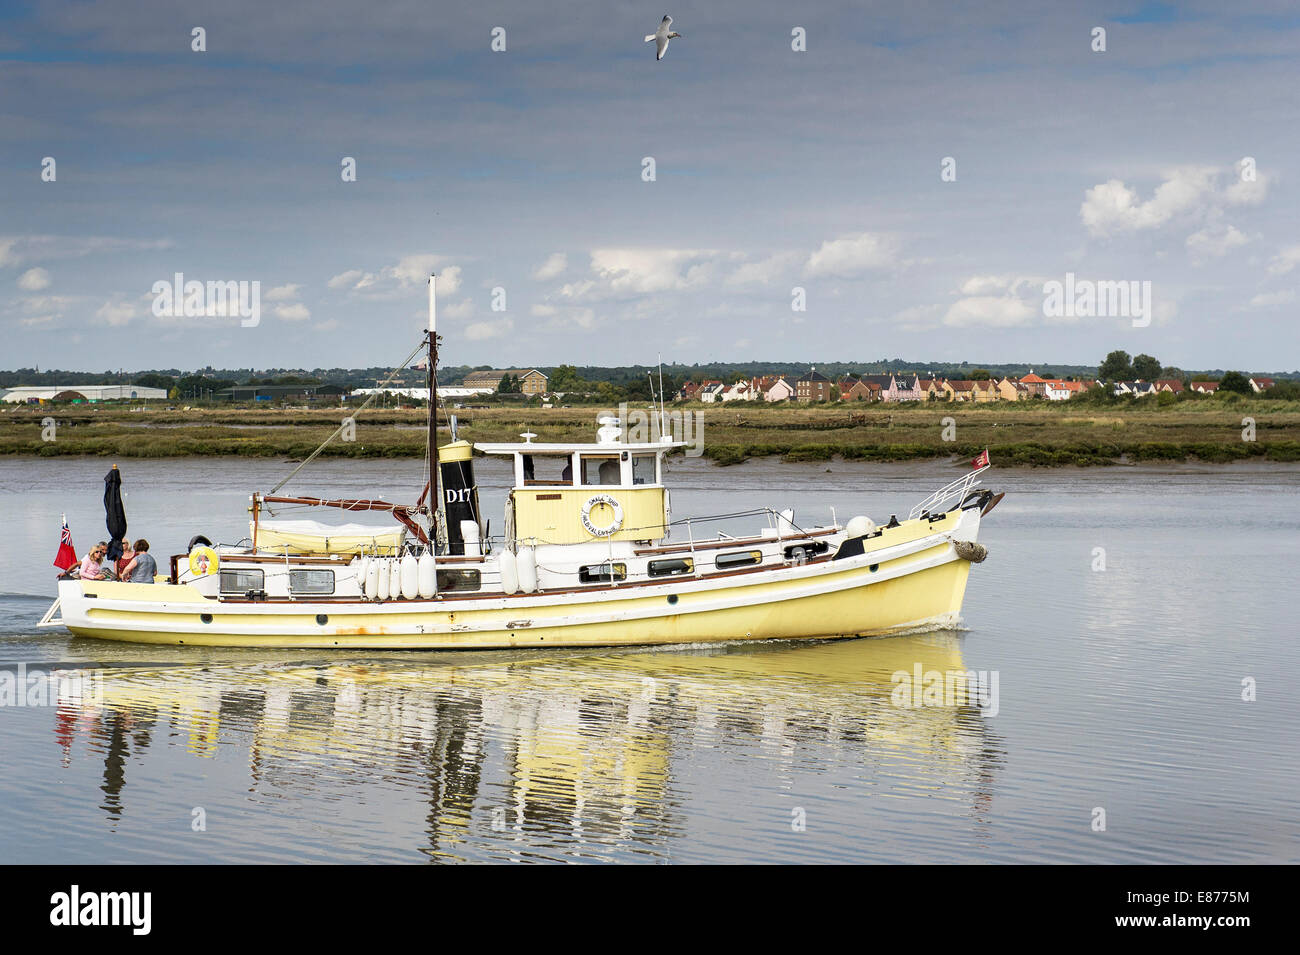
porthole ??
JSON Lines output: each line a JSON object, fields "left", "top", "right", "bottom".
{"left": 316, "top": 614, "right": 329, "bottom": 625}
{"left": 667, "top": 594, "right": 678, "bottom": 605}
{"left": 869, "top": 563, "right": 879, "bottom": 573}
{"left": 200, "top": 613, "right": 213, "bottom": 624}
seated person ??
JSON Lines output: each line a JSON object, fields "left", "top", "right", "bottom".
{"left": 120, "top": 539, "right": 158, "bottom": 584}
{"left": 78, "top": 542, "right": 114, "bottom": 581}
{"left": 115, "top": 540, "right": 136, "bottom": 579}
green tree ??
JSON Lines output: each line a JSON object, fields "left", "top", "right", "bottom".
{"left": 1218, "top": 371, "right": 1252, "bottom": 395}
{"left": 134, "top": 373, "right": 175, "bottom": 390}
{"left": 1098, "top": 350, "right": 1133, "bottom": 381}
{"left": 1159, "top": 366, "right": 1186, "bottom": 384}
{"left": 969, "top": 368, "right": 991, "bottom": 381}
{"left": 1132, "top": 354, "right": 1162, "bottom": 380}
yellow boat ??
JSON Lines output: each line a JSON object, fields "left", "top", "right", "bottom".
{"left": 41, "top": 276, "right": 1000, "bottom": 649}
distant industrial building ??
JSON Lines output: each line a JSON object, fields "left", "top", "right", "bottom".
{"left": 0, "top": 385, "right": 168, "bottom": 403}
{"left": 215, "top": 384, "right": 350, "bottom": 401}
{"left": 461, "top": 369, "right": 549, "bottom": 395}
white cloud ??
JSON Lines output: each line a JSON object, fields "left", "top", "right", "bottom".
{"left": 530, "top": 303, "right": 558, "bottom": 317}
{"left": 327, "top": 269, "right": 365, "bottom": 289}
{"left": 444, "top": 298, "right": 475, "bottom": 320}
{"left": 274, "top": 303, "right": 311, "bottom": 321}
{"left": 18, "top": 267, "right": 50, "bottom": 291}
{"left": 942, "top": 295, "right": 1036, "bottom": 328}
{"left": 1080, "top": 167, "right": 1218, "bottom": 237}
{"left": 1249, "top": 289, "right": 1296, "bottom": 307}
{"left": 805, "top": 233, "right": 899, "bottom": 278}
{"left": 532, "top": 253, "right": 567, "bottom": 281}
{"left": 95, "top": 300, "right": 136, "bottom": 327}
{"left": 588, "top": 249, "right": 721, "bottom": 294}
{"left": 1186, "top": 225, "right": 1250, "bottom": 261}
{"left": 1224, "top": 173, "right": 1269, "bottom": 207}
{"left": 1266, "top": 245, "right": 1300, "bottom": 276}
{"left": 265, "top": 283, "right": 301, "bottom": 302}
{"left": 726, "top": 251, "right": 803, "bottom": 286}
{"left": 465, "top": 316, "right": 513, "bottom": 340}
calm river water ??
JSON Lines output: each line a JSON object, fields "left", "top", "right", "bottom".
{"left": 0, "top": 455, "right": 1296, "bottom": 863}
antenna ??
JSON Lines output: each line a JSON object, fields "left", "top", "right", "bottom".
{"left": 657, "top": 352, "right": 666, "bottom": 439}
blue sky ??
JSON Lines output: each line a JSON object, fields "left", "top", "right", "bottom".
{"left": 1, "top": 1, "right": 1298, "bottom": 372}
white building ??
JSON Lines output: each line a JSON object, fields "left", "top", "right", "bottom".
{"left": 1, "top": 384, "right": 168, "bottom": 403}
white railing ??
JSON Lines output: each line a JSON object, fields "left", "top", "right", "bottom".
{"left": 908, "top": 464, "right": 989, "bottom": 520}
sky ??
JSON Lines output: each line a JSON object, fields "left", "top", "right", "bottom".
{"left": 1, "top": 0, "right": 1298, "bottom": 374}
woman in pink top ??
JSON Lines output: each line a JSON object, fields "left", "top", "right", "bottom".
{"left": 79, "top": 541, "right": 110, "bottom": 580}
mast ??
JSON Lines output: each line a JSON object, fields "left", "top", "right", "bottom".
{"left": 427, "top": 274, "right": 439, "bottom": 547}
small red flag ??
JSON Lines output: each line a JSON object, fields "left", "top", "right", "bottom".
{"left": 53, "top": 515, "right": 78, "bottom": 572}
{"left": 972, "top": 449, "right": 990, "bottom": 469}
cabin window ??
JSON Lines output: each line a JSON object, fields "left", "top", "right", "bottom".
{"left": 631, "top": 454, "right": 657, "bottom": 485}
{"left": 289, "top": 569, "right": 335, "bottom": 595}
{"left": 437, "top": 569, "right": 481, "bottom": 592}
{"left": 579, "top": 562, "right": 627, "bottom": 583}
{"left": 522, "top": 454, "right": 573, "bottom": 486}
{"left": 581, "top": 455, "right": 622, "bottom": 486}
{"left": 649, "top": 557, "right": 693, "bottom": 577}
{"left": 715, "top": 550, "right": 762, "bottom": 570}
{"left": 220, "top": 568, "right": 265, "bottom": 594}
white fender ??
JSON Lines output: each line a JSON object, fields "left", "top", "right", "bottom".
{"left": 517, "top": 546, "right": 538, "bottom": 593}
{"left": 388, "top": 558, "right": 402, "bottom": 600}
{"left": 356, "top": 555, "right": 370, "bottom": 585}
{"left": 417, "top": 550, "right": 436, "bottom": 598}
{"left": 376, "top": 558, "right": 390, "bottom": 600}
{"left": 499, "top": 549, "right": 519, "bottom": 595}
{"left": 364, "top": 558, "right": 380, "bottom": 599}
{"left": 400, "top": 552, "right": 419, "bottom": 599}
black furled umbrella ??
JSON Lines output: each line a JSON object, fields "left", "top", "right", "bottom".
{"left": 104, "top": 465, "right": 128, "bottom": 563}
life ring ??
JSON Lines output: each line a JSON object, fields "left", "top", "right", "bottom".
{"left": 581, "top": 494, "right": 624, "bottom": 537}
{"left": 188, "top": 545, "right": 220, "bottom": 577}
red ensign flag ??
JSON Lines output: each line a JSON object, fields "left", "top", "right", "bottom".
{"left": 53, "top": 515, "right": 78, "bottom": 572}
{"left": 972, "top": 449, "right": 990, "bottom": 469}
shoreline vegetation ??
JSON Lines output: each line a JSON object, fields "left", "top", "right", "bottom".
{"left": 2, "top": 399, "right": 1299, "bottom": 467}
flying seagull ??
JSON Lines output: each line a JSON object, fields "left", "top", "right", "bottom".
{"left": 645, "top": 15, "right": 682, "bottom": 61}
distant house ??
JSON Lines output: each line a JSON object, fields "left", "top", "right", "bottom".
{"left": 946, "top": 380, "right": 979, "bottom": 402}
{"left": 858, "top": 373, "right": 923, "bottom": 402}
{"left": 994, "top": 377, "right": 1025, "bottom": 401}
{"left": 1018, "top": 371, "right": 1047, "bottom": 398}
{"left": 1250, "top": 377, "right": 1275, "bottom": 393}
{"left": 1043, "top": 379, "right": 1087, "bottom": 401}
{"left": 462, "top": 368, "right": 549, "bottom": 395}
{"left": 697, "top": 381, "right": 726, "bottom": 403}
{"left": 1114, "top": 381, "right": 1157, "bottom": 397}
{"left": 841, "top": 379, "right": 876, "bottom": 402}
{"left": 721, "top": 381, "right": 754, "bottom": 402}
{"left": 795, "top": 368, "right": 833, "bottom": 402}
{"left": 1155, "top": 379, "right": 1185, "bottom": 394}
{"left": 676, "top": 381, "right": 699, "bottom": 401}
{"left": 1189, "top": 381, "right": 1220, "bottom": 394}
{"left": 763, "top": 377, "right": 795, "bottom": 402}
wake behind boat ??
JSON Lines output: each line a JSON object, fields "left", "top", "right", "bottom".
{"left": 40, "top": 277, "right": 1001, "bottom": 649}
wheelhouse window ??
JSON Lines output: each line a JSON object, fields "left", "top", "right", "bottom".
{"left": 437, "top": 569, "right": 481, "bottom": 592}
{"left": 631, "top": 454, "right": 658, "bottom": 485}
{"left": 649, "top": 557, "right": 693, "bottom": 577}
{"left": 715, "top": 550, "right": 762, "bottom": 570}
{"left": 580, "top": 455, "right": 622, "bottom": 486}
{"left": 220, "top": 568, "right": 265, "bottom": 594}
{"left": 289, "top": 569, "right": 335, "bottom": 595}
{"left": 522, "top": 454, "right": 573, "bottom": 486}
{"left": 579, "top": 562, "right": 627, "bottom": 583}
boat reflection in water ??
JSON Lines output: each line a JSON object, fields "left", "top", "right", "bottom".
{"left": 53, "top": 632, "right": 1003, "bottom": 862}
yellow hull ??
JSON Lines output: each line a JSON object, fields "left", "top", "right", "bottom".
{"left": 60, "top": 544, "right": 973, "bottom": 649}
